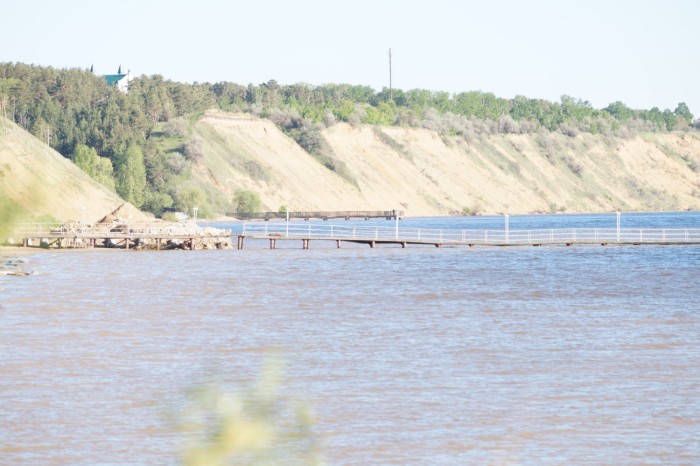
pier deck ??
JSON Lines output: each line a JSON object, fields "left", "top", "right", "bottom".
{"left": 227, "top": 210, "right": 403, "bottom": 221}
{"left": 238, "top": 223, "right": 700, "bottom": 249}
{"left": 8, "top": 222, "right": 700, "bottom": 251}
{"left": 10, "top": 224, "right": 232, "bottom": 250}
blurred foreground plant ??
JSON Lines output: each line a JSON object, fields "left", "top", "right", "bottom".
{"left": 178, "top": 357, "right": 324, "bottom": 466}
{"left": 0, "top": 192, "right": 23, "bottom": 239}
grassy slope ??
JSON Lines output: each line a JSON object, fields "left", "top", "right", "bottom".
{"left": 0, "top": 118, "right": 146, "bottom": 223}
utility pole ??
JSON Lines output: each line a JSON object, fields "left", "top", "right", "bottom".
{"left": 388, "top": 48, "right": 393, "bottom": 102}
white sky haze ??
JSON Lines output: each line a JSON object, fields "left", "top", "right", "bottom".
{"left": 3, "top": 0, "right": 698, "bottom": 115}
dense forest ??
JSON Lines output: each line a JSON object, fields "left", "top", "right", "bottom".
{"left": 1, "top": 62, "right": 697, "bottom": 217}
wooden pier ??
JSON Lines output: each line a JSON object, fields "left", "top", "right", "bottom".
{"left": 9, "top": 222, "right": 700, "bottom": 251}
{"left": 22, "top": 234, "right": 233, "bottom": 250}
{"left": 227, "top": 210, "right": 403, "bottom": 221}
{"left": 11, "top": 224, "right": 233, "bottom": 251}
{"left": 237, "top": 223, "right": 700, "bottom": 249}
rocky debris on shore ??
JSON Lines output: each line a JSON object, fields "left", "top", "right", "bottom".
{"left": 0, "top": 258, "right": 32, "bottom": 276}
{"left": 102, "top": 223, "right": 234, "bottom": 250}
{"left": 28, "top": 221, "right": 233, "bottom": 250}
{"left": 8, "top": 203, "right": 234, "bottom": 251}
{"left": 92, "top": 204, "right": 233, "bottom": 250}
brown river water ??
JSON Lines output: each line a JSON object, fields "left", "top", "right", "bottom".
{"left": 1, "top": 217, "right": 699, "bottom": 465}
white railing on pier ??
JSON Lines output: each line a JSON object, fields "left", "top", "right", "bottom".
{"left": 241, "top": 223, "right": 700, "bottom": 245}
{"left": 6, "top": 222, "right": 700, "bottom": 246}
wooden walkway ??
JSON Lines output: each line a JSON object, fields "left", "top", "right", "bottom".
{"left": 227, "top": 210, "right": 403, "bottom": 221}
{"left": 12, "top": 224, "right": 233, "bottom": 250}
{"left": 238, "top": 223, "right": 700, "bottom": 249}
{"left": 20, "top": 233, "right": 232, "bottom": 250}
{"left": 10, "top": 222, "right": 700, "bottom": 251}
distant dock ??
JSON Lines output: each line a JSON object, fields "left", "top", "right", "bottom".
{"left": 227, "top": 210, "right": 403, "bottom": 221}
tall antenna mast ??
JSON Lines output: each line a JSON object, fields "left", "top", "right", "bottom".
{"left": 388, "top": 48, "right": 393, "bottom": 102}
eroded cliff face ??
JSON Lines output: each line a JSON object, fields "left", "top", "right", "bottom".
{"left": 3, "top": 110, "right": 699, "bottom": 222}
{"left": 191, "top": 111, "right": 700, "bottom": 216}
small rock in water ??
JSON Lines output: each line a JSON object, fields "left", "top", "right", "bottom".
{"left": 1, "top": 258, "right": 32, "bottom": 276}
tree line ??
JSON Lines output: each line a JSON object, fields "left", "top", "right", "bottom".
{"left": 1, "top": 62, "right": 696, "bottom": 216}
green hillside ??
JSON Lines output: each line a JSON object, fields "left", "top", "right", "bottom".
{"left": 1, "top": 62, "right": 698, "bottom": 218}
{"left": 0, "top": 117, "right": 146, "bottom": 223}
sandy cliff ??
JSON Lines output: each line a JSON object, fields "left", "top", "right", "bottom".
{"left": 2, "top": 110, "right": 699, "bottom": 222}
{"left": 191, "top": 110, "right": 700, "bottom": 216}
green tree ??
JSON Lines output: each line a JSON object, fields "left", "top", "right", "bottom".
{"left": 114, "top": 144, "right": 147, "bottom": 207}
{"left": 560, "top": 95, "right": 593, "bottom": 121}
{"left": 604, "top": 101, "right": 633, "bottom": 120}
{"left": 142, "top": 191, "right": 173, "bottom": 217}
{"left": 72, "top": 144, "right": 116, "bottom": 190}
{"left": 93, "top": 157, "right": 116, "bottom": 190}
{"left": 328, "top": 100, "right": 352, "bottom": 122}
{"left": 640, "top": 107, "right": 666, "bottom": 130}
{"left": 175, "top": 186, "right": 207, "bottom": 216}
{"left": 363, "top": 102, "right": 396, "bottom": 126}
{"left": 663, "top": 109, "right": 678, "bottom": 131}
{"left": 73, "top": 144, "right": 98, "bottom": 174}
{"left": 233, "top": 190, "right": 262, "bottom": 213}
{"left": 510, "top": 95, "right": 541, "bottom": 121}
{"left": 674, "top": 102, "right": 693, "bottom": 122}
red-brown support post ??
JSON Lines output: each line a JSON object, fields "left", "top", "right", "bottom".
{"left": 125, "top": 237, "right": 129, "bottom": 250}
{"left": 237, "top": 236, "right": 244, "bottom": 250}
{"left": 336, "top": 240, "right": 341, "bottom": 248}
{"left": 401, "top": 242, "right": 407, "bottom": 248}
{"left": 190, "top": 238, "right": 195, "bottom": 250}
{"left": 369, "top": 240, "right": 375, "bottom": 248}
{"left": 270, "top": 238, "right": 276, "bottom": 249}
{"left": 302, "top": 239, "right": 309, "bottom": 249}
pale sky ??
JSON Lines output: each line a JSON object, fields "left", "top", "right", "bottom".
{"left": 3, "top": 0, "right": 698, "bottom": 116}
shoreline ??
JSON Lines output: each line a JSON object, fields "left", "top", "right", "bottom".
{"left": 0, "top": 245, "right": 114, "bottom": 260}
{"left": 0, "top": 246, "right": 43, "bottom": 276}
{"left": 0, "top": 245, "right": 46, "bottom": 258}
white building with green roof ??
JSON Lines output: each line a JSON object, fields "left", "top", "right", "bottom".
{"left": 103, "top": 65, "right": 131, "bottom": 93}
